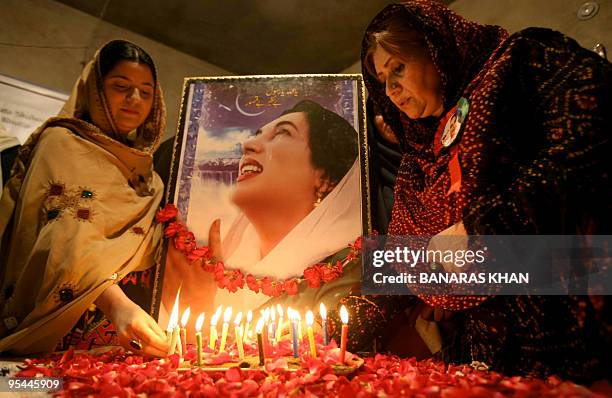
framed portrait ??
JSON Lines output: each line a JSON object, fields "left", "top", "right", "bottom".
{"left": 153, "top": 75, "right": 369, "bottom": 326}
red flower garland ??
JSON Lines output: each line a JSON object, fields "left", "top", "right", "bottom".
{"left": 156, "top": 204, "right": 362, "bottom": 298}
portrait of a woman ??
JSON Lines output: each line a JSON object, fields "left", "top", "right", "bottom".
{"left": 161, "top": 97, "right": 363, "bottom": 327}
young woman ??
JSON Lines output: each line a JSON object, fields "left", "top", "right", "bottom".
{"left": 0, "top": 40, "right": 169, "bottom": 356}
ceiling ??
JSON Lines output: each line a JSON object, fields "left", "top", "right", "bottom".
{"left": 56, "top": 0, "right": 451, "bottom": 74}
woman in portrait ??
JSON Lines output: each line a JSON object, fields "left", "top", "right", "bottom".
{"left": 218, "top": 100, "right": 361, "bottom": 307}
{"left": 361, "top": 0, "right": 610, "bottom": 381}
{"left": 164, "top": 100, "right": 362, "bottom": 317}
{"left": 0, "top": 40, "right": 169, "bottom": 356}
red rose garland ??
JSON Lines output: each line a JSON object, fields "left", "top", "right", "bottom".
{"left": 156, "top": 204, "right": 363, "bottom": 297}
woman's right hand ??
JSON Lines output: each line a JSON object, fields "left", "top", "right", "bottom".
{"left": 96, "top": 284, "right": 169, "bottom": 357}
{"left": 111, "top": 299, "right": 170, "bottom": 357}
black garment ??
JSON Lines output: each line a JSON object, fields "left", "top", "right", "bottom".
{"left": 1, "top": 145, "right": 19, "bottom": 187}
{"left": 153, "top": 137, "right": 174, "bottom": 186}
{"left": 153, "top": 137, "right": 176, "bottom": 205}
{"left": 366, "top": 101, "right": 402, "bottom": 234}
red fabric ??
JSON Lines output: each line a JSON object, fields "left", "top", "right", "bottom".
{"left": 361, "top": 0, "right": 611, "bottom": 382}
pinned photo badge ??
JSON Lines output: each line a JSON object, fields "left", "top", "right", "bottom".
{"left": 440, "top": 97, "right": 469, "bottom": 148}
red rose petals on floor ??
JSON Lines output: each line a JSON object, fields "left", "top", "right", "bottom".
{"left": 14, "top": 346, "right": 607, "bottom": 397}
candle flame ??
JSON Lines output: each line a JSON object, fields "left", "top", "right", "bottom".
{"left": 167, "top": 287, "right": 181, "bottom": 329}
{"left": 211, "top": 311, "right": 220, "bottom": 326}
{"left": 256, "top": 317, "right": 265, "bottom": 333}
{"left": 340, "top": 305, "right": 349, "bottom": 324}
{"left": 195, "top": 312, "right": 205, "bottom": 331}
{"left": 270, "top": 306, "right": 276, "bottom": 321}
{"left": 234, "top": 312, "right": 243, "bottom": 325}
{"left": 247, "top": 310, "right": 252, "bottom": 322}
{"left": 223, "top": 307, "right": 233, "bottom": 323}
{"left": 214, "top": 305, "right": 222, "bottom": 319}
{"left": 319, "top": 302, "right": 327, "bottom": 319}
{"left": 263, "top": 308, "right": 270, "bottom": 322}
{"left": 277, "top": 304, "right": 283, "bottom": 317}
{"left": 181, "top": 307, "right": 191, "bottom": 327}
{"left": 287, "top": 307, "right": 293, "bottom": 320}
{"left": 306, "top": 310, "right": 314, "bottom": 326}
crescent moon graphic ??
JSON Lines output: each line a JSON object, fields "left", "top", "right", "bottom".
{"left": 235, "top": 94, "right": 265, "bottom": 117}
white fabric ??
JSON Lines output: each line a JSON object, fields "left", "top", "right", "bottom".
{"left": 215, "top": 159, "right": 362, "bottom": 311}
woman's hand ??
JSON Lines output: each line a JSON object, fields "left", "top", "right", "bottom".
{"left": 419, "top": 303, "right": 453, "bottom": 321}
{"left": 160, "top": 220, "right": 222, "bottom": 339}
{"left": 427, "top": 221, "right": 468, "bottom": 273}
{"left": 96, "top": 284, "right": 169, "bottom": 357}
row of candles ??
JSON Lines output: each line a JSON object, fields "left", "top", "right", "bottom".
{"left": 165, "top": 292, "right": 349, "bottom": 367}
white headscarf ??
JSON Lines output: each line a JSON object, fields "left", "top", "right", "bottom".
{"left": 216, "top": 159, "right": 362, "bottom": 311}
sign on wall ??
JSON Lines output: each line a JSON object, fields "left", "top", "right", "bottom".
{"left": 0, "top": 74, "right": 68, "bottom": 144}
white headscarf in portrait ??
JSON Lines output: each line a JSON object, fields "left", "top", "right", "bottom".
{"left": 216, "top": 159, "right": 362, "bottom": 310}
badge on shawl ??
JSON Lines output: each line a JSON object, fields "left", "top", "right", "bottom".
{"left": 440, "top": 97, "right": 469, "bottom": 148}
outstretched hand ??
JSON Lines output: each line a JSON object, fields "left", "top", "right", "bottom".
{"left": 160, "top": 219, "right": 223, "bottom": 340}
{"left": 112, "top": 299, "right": 169, "bottom": 357}
{"left": 96, "top": 284, "right": 169, "bottom": 357}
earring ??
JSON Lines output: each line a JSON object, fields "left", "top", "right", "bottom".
{"left": 314, "top": 190, "right": 324, "bottom": 207}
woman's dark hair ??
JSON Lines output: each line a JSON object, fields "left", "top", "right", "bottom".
{"left": 281, "top": 99, "right": 358, "bottom": 187}
{"left": 363, "top": 12, "right": 429, "bottom": 80}
{"left": 99, "top": 40, "right": 156, "bottom": 81}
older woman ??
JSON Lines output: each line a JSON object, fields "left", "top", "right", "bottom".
{"left": 0, "top": 40, "right": 169, "bottom": 356}
{"left": 362, "top": 1, "right": 610, "bottom": 381}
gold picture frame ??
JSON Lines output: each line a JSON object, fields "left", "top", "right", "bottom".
{"left": 151, "top": 74, "right": 370, "bottom": 324}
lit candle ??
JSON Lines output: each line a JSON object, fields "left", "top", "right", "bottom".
{"left": 339, "top": 305, "right": 349, "bottom": 363}
{"left": 306, "top": 310, "right": 317, "bottom": 358}
{"left": 269, "top": 306, "right": 276, "bottom": 343}
{"left": 297, "top": 311, "right": 303, "bottom": 342}
{"left": 256, "top": 318, "right": 265, "bottom": 366}
{"left": 175, "top": 324, "right": 183, "bottom": 358}
{"left": 243, "top": 310, "right": 252, "bottom": 342}
{"left": 319, "top": 303, "right": 328, "bottom": 346}
{"left": 219, "top": 307, "right": 233, "bottom": 352}
{"left": 167, "top": 289, "right": 180, "bottom": 356}
{"left": 180, "top": 307, "right": 190, "bottom": 356}
{"left": 209, "top": 306, "right": 222, "bottom": 350}
{"left": 262, "top": 309, "right": 270, "bottom": 356}
{"left": 288, "top": 308, "right": 299, "bottom": 358}
{"left": 234, "top": 312, "right": 244, "bottom": 360}
{"left": 195, "top": 312, "right": 205, "bottom": 367}
{"left": 275, "top": 305, "right": 284, "bottom": 341}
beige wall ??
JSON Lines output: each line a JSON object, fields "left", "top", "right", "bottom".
{"left": 0, "top": 0, "right": 233, "bottom": 140}
{"left": 451, "top": 0, "right": 610, "bottom": 52}
{"left": 342, "top": 0, "right": 610, "bottom": 74}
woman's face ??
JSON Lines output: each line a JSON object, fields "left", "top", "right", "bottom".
{"left": 103, "top": 60, "right": 155, "bottom": 134}
{"left": 372, "top": 46, "right": 444, "bottom": 119}
{"left": 231, "top": 112, "right": 322, "bottom": 214}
